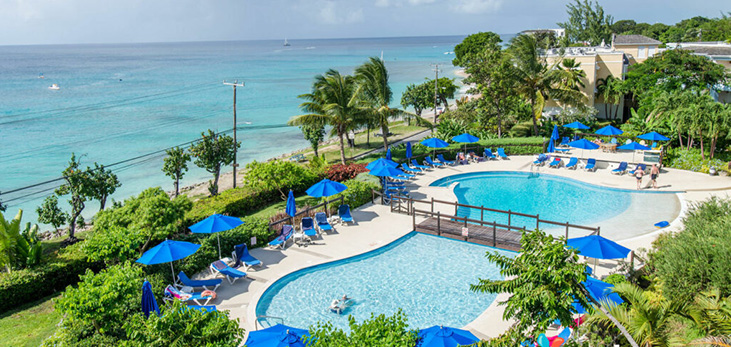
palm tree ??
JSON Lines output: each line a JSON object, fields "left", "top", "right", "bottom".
{"left": 509, "top": 34, "right": 586, "bottom": 136}
{"left": 586, "top": 283, "right": 684, "bottom": 347}
{"left": 596, "top": 76, "right": 624, "bottom": 120}
{"left": 355, "top": 57, "right": 409, "bottom": 152}
{"left": 288, "top": 70, "right": 361, "bottom": 164}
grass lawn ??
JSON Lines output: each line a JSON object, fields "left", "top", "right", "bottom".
{"left": 248, "top": 194, "right": 323, "bottom": 220}
{"left": 0, "top": 294, "right": 60, "bottom": 347}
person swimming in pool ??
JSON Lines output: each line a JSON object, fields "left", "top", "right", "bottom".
{"left": 329, "top": 295, "right": 352, "bottom": 314}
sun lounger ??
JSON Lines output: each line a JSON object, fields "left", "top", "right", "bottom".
{"left": 177, "top": 271, "right": 222, "bottom": 291}
{"left": 628, "top": 163, "right": 646, "bottom": 175}
{"left": 300, "top": 217, "right": 320, "bottom": 240}
{"left": 164, "top": 285, "right": 214, "bottom": 306}
{"left": 268, "top": 224, "right": 293, "bottom": 249}
{"left": 210, "top": 260, "right": 247, "bottom": 284}
{"left": 560, "top": 137, "right": 570, "bottom": 146}
{"left": 612, "top": 161, "right": 628, "bottom": 175}
{"left": 232, "top": 243, "right": 262, "bottom": 270}
{"left": 565, "top": 157, "right": 578, "bottom": 169}
{"left": 484, "top": 148, "right": 497, "bottom": 160}
{"left": 651, "top": 142, "right": 658, "bottom": 149}
{"left": 338, "top": 204, "right": 354, "bottom": 224}
{"left": 314, "top": 212, "right": 333, "bottom": 233}
{"left": 424, "top": 157, "right": 444, "bottom": 167}
{"left": 436, "top": 154, "right": 456, "bottom": 166}
{"left": 497, "top": 148, "right": 508, "bottom": 159}
{"left": 533, "top": 154, "right": 548, "bottom": 166}
{"left": 411, "top": 159, "right": 431, "bottom": 170}
{"left": 584, "top": 158, "right": 596, "bottom": 172}
{"left": 398, "top": 172, "right": 415, "bottom": 179}
{"left": 549, "top": 157, "right": 562, "bottom": 168}
{"left": 401, "top": 163, "right": 421, "bottom": 174}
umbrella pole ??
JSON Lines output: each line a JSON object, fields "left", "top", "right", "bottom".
{"left": 171, "top": 262, "right": 176, "bottom": 284}
{"left": 217, "top": 234, "right": 222, "bottom": 259}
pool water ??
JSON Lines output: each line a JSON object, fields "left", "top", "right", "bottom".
{"left": 256, "top": 232, "right": 513, "bottom": 330}
{"left": 430, "top": 171, "right": 679, "bottom": 239}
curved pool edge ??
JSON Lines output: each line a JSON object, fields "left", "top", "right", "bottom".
{"left": 246, "top": 231, "right": 513, "bottom": 335}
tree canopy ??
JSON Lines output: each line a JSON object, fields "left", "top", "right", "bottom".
{"left": 162, "top": 146, "right": 190, "bottom": 197}
{"left": 557, "top": 0, "right": 614, "bottom": 46}
{"left": 189, "top": 129, "right": 240, "bottom": 196}
{"left": 452, "top": 32, "right": 502, "bottom": 67}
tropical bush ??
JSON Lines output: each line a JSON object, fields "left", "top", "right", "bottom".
{"left": 649, "top": 197, "right": 731, "bottom": 301}
{"left": 332, "top": 179, "right": 380, "bottom": 209}
{"left": 325, "top": 163, "right": 368, "bottom": 182}
{"left": 665, "top": 148, "right": 729, "bottom": 174}
{"left": 0, "top": 210, "right": 43, "bottom": 270}
{"left": 304, "top": 310, "right": 417, "bottom": 347}
{"left": 244, "top": 160, "right": 321, "bottom": 200}
{"left": 185, "top": 187, "right": 280, "bottom": 225}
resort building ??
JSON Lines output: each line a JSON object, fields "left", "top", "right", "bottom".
{"left": 666, "top": 41, "right": 731, "bottom": 103}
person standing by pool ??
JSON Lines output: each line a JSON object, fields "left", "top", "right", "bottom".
{"left": 635, "top": 167, "right": 644, "bottom": 190}
{"left": 650, "top": 164, "right": 659, "bottom": 189}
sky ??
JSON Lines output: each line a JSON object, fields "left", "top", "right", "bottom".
{"left": 0, "top": 0, "right": 728, "bottom": 45}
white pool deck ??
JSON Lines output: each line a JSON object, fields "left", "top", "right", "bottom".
{"left": 197, "top": 155, "right": 730, "bottom": 341}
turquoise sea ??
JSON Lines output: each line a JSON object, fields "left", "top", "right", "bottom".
{"left": 1, "top": 36, "right": 472, "bottom": 225}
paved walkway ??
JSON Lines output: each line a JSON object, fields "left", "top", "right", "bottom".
{"left": 196, "top": 155, "right": 730, "bottom": 341}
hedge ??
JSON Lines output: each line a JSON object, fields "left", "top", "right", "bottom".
{"left": 184, "top": 187, "right": 282, "bottom": 226}
{"left": 365, "top": 137, "right": 545, "bottom": 163}
{"left": 0, "top": 243, "right": 104, "bottom": 314}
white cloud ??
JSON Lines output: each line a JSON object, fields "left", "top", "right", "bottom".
{"left": 318, "top": 1, "right": 364, "bottom": 25}
{"left": 407, "top": 0, "right": 436, "bottom": 4}
{"left": 375, "top": 0, "right": 390, "bottom": 7}
{"left": 450, "top": 0, "right": 503, "bottom": 14}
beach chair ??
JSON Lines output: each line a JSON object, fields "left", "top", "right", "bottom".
{"left": 210, "top": 260, "right": 247, "bottom": 284}
{"left": 424, "top": 157, "right": 444, "bottom": 167}
{"left": 268, "top": 224, "right": 293, "bottom": 249}
{"left": 338, "top": 205, "right": 354, "bottom": 224}
{"left": 628, "top": 163, "right": 646, "bottom": 175}
{"left": 232, "top": 243, "right": 262, "bottom": 270}
{"left": 411, "top": 159, "right": 431, "bottom": 170}
{"left": 565, "top": 157, "right": 579, "bottom": 169}
{"left": 533, "top": 154, "right": 548, "bottom": 166}
{"left": 549, "top": 157, "right": 562, "bottom": 168}
{"left": 300, "top": 217, "right": 320, "bottom": 241}
{"left": 497, "top": 148, "right": 508, "bottom": 160}
{"left": 559, "top": 137, "right": 570, "bottom": 146}
{"left": 610, "top": 138, "right": 618, "bottom": 144}
{"left": 436, "top": 154, "right": 456, "bottom": 166}
{"left": 398, "top": 172, "right": 416, "bottom": 179}
{"left": 401, "top": 163, "right": 421, "bottom": 174}
{"left": 164, "top": 285, "right": 214, "bottom": 306}
{"left": 177, "top": 271, "right": 222, "bottom": 291}
{"left": 584, "top": 158, "right": 597, "bottom": 172}
{"left": 612, "top": 161, "right": 628, "bottom": 175}
{"left": 484, "top": 148, "right": 497, "bottom": 160}
{"left": 314, "top": 212, "right": 333, "bottom": 233}
{"left": 651, "top": 142, "right": 658, "bottom": 149}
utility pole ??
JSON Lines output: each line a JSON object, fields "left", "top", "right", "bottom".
{"left": 430, "top": 63, "right": 441, "bottom": 125}
{"left": 223, "top": 80, "right": 244, "bottom": 188}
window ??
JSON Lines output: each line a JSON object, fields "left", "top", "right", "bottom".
{"left": 648, "top": 47, "right": 656, "bottom": 57}
{"left": 637, "top": 46, "right": 646, "bottom": 58}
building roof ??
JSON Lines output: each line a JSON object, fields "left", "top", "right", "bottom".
{"left": 679, "top": 46, "right": 731, "bottom": 57}
{"left": 613, "top": 35, "right": 661, "bottom": 45}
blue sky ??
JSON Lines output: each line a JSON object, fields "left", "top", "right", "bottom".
{"left": 1, "top": 0, "right": 728, "bottom": 45}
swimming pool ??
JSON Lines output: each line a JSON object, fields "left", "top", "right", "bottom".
{"left": 255, "top": 232, "right": 513, "bottom": 330}
{"left": 430, "top": 171, "right": 680, "bottom": 240}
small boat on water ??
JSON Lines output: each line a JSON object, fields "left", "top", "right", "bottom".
{"left": 38, "top": 73, "right": 45, "bottom": 79}
{"left": 49, "top": 84, "right": 60, "bottom": 90}
{"left": 283, "top": 38, "right": 290, "bottom": 47}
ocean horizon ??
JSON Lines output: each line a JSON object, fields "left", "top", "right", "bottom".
{"left": 0, "top": 34, "right": 512, "bottom": 226}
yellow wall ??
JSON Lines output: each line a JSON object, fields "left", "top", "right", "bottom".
{"left": 612, "top": 44, "right": 659, "bottom": 64}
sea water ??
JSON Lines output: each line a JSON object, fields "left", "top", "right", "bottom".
{"left": 0, "top": 36, "right": 477, "bottom": 224}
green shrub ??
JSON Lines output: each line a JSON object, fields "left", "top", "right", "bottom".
{"left": 122, "top": 300, "right": 245, "bottom": 347}
{"left": 603, "top": 273, "right": 628, "bottom": 286}
{"left": 353, "top": 172, "right": 381, "bottom": 188}
{"left": 665, "top": 148, "right": 729, "bottom": 174}
{"left": 333, "top": 179, "right": 380, "bottom": 209}
{"left": 649, "top": 197, "right": 731, "bottom": 301}
{"left": 244, "top": 160, "right": 320, "bottom": 200}
{"left": 0, "top": 243, "right": 104, "bottom": 314}
{"left": 185, "top": 187, "right": 280, "bottom": 225}
{"left": 304, "top": 310, "right": 417, "bottom": 347}
{"left": 364, "top": 137, "right": 544, "bottom": 164}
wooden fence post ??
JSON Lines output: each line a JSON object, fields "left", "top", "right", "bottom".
{"left": 454, "top": 201, "right": 458, "bottom": 216}
{"left": 508, "top": 210, "right": 512, "bottom": 226}
{"left": 437, "top": 211, "right": 441, "bottom": 235}
{"left": 412, "top": 208, "right": 416, "bottom": 230}
{"left": 536, "top": 214, "right": 540, "bottom": 230}
{"left": 431, "top": 197, "right": 434, "bottom": 214}
{"left": 493, "top": 222, "right": 497, "bottom": 247}
{"left": 565, "top": 222, "right": 569, "bottom": 242}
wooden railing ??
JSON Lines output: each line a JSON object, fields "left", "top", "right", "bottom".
{"left": 387, "top": 194, "right": 600, "bottom": 240}
{"left": 267, "top": 195, "right": 344, "bottom": 232}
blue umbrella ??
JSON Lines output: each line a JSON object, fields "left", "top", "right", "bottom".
{"left": 245, "top": 324, "right": 310, "bottom": 347}
{"left": 547, "top": 125, "right": 559, "bottom": 153}
{"left": 366, "top": 157, "right": 399, "bottom": 170}
{"left": 421, "top": 137, "right": 449, "bottom": 157}
{"left": 567, "top": 235, "right": 631, "bottom": 259}
{"left": 286, "top": 190, "right": 297, "bottom": 217}
{"left": 618, "top": 141, "right": 651, "bottom": 162}
{"left": 637, "top": 131, "right": 670, "bottom": 141}
{"left": 563, "top": 121, "right": 590, "bottom": 130}
{"left": 568, "top": 138, "right": 599, "bottom": 157}
{"left": 141, "top": 280, "right": 160, "bottom": 318}
{"left": 595, "top": 125, "right": 623, "bottom": 136}
{"left": 418, "top": 325, "right": 479, "bottom": 347}
{"left": 583, "top": 277, "right": 625, "bottom": 306}
{"left": 136, "top": 240, "right": 201, "bottom": 280}
{"left": 405, "top": 141, "right": 412, "bottom": 159}
{"left": 386, "top": 148, "right": 392, "bottom": 160}
{"left": 551, "top": 125, "right": 560, "bottom": 141}
{"left": 547, "top": 140, "right": 556, "bottom": 153}
{"left": 306, "top": 178, "right": 348, "bottom": 198}
{"left": 452, "top": 133, "right": 480, "bottom": 154}
{"left": 189, "top": 214, "right": 244, "bottom": 258}
{"left": 370, "top": 165, "right": 406, "bottom": 178}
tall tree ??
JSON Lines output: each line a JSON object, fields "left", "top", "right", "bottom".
{"left": 36, "top": 195, "right": 68, "bottom": 232}
{"left": 55, "top": 153, "right": 95, "bottom": 242}
{"left": 596, "top": 75, "right": 624, "bottom": 120}
{"left": 558, "top": 0, "right": 614, "bottom": 46}
{"left": 453, "top": 32, "right": 503, "bottom": 67}
{"left": 509, "top": 34, "right": 586, "bottom": 136}
{"left": 162, "top": 146, "right": 190, "bottom": 197}
{"left": 89, "top": 163, "right": 120, "bottom": 211}
{"left": 300, "top": 123, "right": 326, "bottom": 157}
{"left": 288, "top": 69, "right": 361, "bottom": 164}
{"left": 189, "top": 130, "right": 240, "bottom": 196}
{"left": 355, "top": 57, "right": 409, "bottom": 152}
{"left": 400, "top": 82, "right": 432, "bottom": 118}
